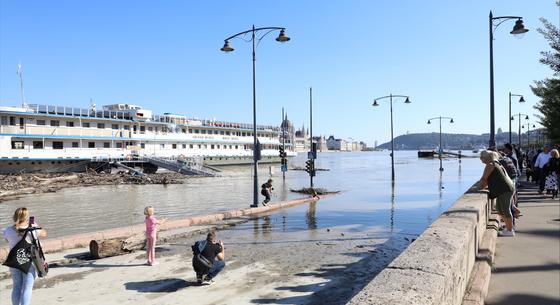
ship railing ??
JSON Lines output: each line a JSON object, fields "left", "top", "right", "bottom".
{"left": 27, "top": 104, "right": 133, "bottom": 121}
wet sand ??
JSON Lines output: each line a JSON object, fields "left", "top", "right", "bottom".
{"left": 0, "top": 214, "right": 410, "bottom": 305}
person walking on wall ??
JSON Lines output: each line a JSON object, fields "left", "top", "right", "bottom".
{"left": 260, "top": 179, "right": 274, "bottom": 207}
{"left": 3, "top": 207, "right": 47, "bottom": 305}
{"left": 476, "top": 150, "right": 516, "bottom": 237}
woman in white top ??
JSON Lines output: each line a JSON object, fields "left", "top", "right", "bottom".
{"left": 3, "top": 207, "right": 47, "bottom": 305}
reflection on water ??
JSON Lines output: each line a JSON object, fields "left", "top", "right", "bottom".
{"left": 0, "top": 151, "right": 482, "bottom": 246}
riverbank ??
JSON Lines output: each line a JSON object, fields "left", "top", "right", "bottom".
{"left": 0, "top": 172, "right": 186, "bottom": 202}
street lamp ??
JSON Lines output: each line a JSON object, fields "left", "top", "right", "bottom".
{"left": 427, "top": 116, "right": 454, "bottom": 171}
{"left": 221, "top": 25, "right": 290, "bottom": 207}
{"left": 372, "top": 94, "right": 411, "bottom": 182}
{"left": 510, "top": 113, "right": 529, "bottom": 149}
{"left": 522, "top": 122, "right": 536, "bottom": 149}
{"left": 489, "top": 11, "right": 528, "bottom": 149}
{"left": 508, "top": 92, "right": 525, "bottom": 144}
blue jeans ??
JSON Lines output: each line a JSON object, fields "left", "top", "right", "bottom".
{"left": 207, "top": 260, "right": 225, "bottom": 279}
{"left": 10, "top": 266, "right": 36, "bottom": 305}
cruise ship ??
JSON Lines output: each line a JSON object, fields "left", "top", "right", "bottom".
{"left": 0, "top": 103, "right": 294, "bottom": 174}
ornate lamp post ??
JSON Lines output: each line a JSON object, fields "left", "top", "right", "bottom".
{"left": 372, "top": 94, "right": 411, "bottom": 182}
{"left": 489, "top": 12, "right": 528, "bottom": 149}
{"left": 427, "top": 116, "right": 454, "bottom": 171}
{"left": 221, "top": 25, "right": 290, "bottom": 207}
{"left": 508, "top": 92, "right": 525, "bottom": 144}
{"left": 511, "top": 113, "right": 529, "bottom": 149}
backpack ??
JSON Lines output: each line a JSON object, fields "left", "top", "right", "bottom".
{"left": 191, "top": 240, "right": 213, "bottom": 273}
{"left": 498, "top": 157, "right": 517, "bottom": 179}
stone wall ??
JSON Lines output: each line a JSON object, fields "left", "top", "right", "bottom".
{"left": 347, "top": 188, "right": 488, "bottom": 305}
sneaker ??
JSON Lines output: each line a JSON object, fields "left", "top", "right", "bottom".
{"left": 498, "top": 230, "right": 515, "bottom": 237}
{"left": 197, "top": 276, "right": 203, "bottom": 285}
{"left": 203, "top": 276, "right": 215, "bottom": 285}
{"left": 249, "top": 204, "right": 258, "bottom": 208}
{"left": 262, "top": 202, "right": 267, "bottom": 206}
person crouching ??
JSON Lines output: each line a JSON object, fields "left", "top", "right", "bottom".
{"left": 192, "top": 231, "right": 225, "bottom": 285}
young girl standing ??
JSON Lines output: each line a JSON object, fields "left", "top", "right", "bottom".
{"left": 144, "top": 206, "right": 166, "bottom": 266}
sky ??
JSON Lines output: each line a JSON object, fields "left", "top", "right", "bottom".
{"left": 0, "top": 1, "right": 558, "bottom": 146}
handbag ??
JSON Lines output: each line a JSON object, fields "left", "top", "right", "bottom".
{"left": 2, "top": 229, "right": 33, "bottom": 273}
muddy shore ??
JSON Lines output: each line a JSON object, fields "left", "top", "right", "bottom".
{"left": 0, "top": 172, "right": 186, "bottom": 202}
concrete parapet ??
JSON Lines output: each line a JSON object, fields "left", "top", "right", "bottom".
{"left": 347, "top": 190, "right": 489, "bottom": 305}
{"left": 0, "top": 195, "right": 325, "bottom": 263}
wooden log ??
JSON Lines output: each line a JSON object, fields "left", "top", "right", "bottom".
{"left": 89, "top": 239, "right": 127, "bottom": 259}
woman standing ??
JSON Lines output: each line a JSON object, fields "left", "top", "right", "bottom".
{"left": 3, "top": 207, "right": 47, "bottom": 305}
{"left": 476, "top": 150, "right": 516, "bottom": 236}
{"left": 544, "top": 149, "right": 560, "bottom": 199}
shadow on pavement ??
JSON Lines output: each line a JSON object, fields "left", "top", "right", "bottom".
{"left": 486, "top": 293, "right": 560, "bottom": 305}
{"left": 493, "top": 262, "right": 560, "bottom": 274}
{"left": 124, "top": 278, "right": 192, "bottom": 292}
{"left": 516, "top": 229, "right": 560, "bottom": 239}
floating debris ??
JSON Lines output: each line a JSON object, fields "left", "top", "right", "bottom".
{"left": 290, "top": 187, "right": 339, "bottom": 195}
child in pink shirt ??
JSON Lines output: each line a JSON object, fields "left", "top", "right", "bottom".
{"left": 144, "top": 206, "right": 166, "bottom": 266}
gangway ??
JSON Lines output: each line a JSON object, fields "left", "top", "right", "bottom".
{"left": 112, "top": 161, "right": 145, "bottom": 176}
{"left": 143, "top": 156, "right": 217, "bottom": 177}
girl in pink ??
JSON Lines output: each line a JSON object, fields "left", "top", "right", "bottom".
{"left": 144, "top": 206, "right": 166, "bottom": 266}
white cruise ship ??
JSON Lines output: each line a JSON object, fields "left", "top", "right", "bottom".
{"left": 0, "top": 103, "right": 294, "bottom": 174}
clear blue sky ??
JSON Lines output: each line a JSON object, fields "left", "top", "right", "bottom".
{"left": 0, "top": 1, "right": 557, "bottom": 146}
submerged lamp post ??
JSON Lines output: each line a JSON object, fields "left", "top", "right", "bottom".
{"left": 511, "top": 113, "right": 529, "bottom": 149}
{"left": 488, "top": 11, "right": 528, "bottom": 149}
{"left": 508, "top": 92, "right": 525, "bottom": 144}
{"left": 221, "top": 25, "right": 290, "bottom": 207}
{"left": 372, "top": 94, "right": 411, "bottom": 182}
{"left": 427, "top": 116, "right": 454, "bottom": 171}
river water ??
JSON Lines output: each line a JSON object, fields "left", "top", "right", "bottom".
{"left": 0, "top": 151, "right": 482, "bottom": 246}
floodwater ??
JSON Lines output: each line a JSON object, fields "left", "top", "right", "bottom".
{"left": 0, "top": 151, "right": 482, "bottom": 246}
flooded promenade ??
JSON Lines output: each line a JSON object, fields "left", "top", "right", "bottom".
{"left": 0, "top": 151, "right": 483, "bottom": 304}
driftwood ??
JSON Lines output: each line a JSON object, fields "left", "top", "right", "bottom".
{"left": 35, "top": 175, "right": 79, "bottom": 185}
{"left": 89, "top": 233, "right": 149, "bottom": 259}
{"left": 89, "top": 239, "right": 129, "bottom": 259}
{"left": 290, "top": 187, "right": 339, "bottom": 195}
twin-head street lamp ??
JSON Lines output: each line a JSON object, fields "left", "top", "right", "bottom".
{"left": 427, "top": 116, "right": 454, "bottom": 171}
{"left": 488, "top": 11, "right": 529, "bottom": 149}
{"left": 510, "top": 113, "right": 529, "bottom": 149}
{"left": 508, "top": 92, "right": 525, "bottom": 144}
{"left": 372, "top": 94, "right": 411, "bottom": 182}
{"left": 221, "top": 25, "right": 290, "bottom": 208}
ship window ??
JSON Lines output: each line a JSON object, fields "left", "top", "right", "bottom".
{"left": 182, "top": 144, "right": 186, "bottom": 149}
{"left": 97, "top": 123, "right": 105, "bottom": 129}
{"left": 53, "top": 142, "right": 63, "bottom": 149}
{"left": 182, "top": 129, "right": 186, "bottom": 134}
{"left": 103, "top": 142, "right": 110, "bottom": 148}
{"left": 172, "top": 144, "right": 177, "bottom": 149}
{"left": 140, "top": 143, "right": 145, "bottom": 149}
{"left": 148, "top": 126, "right": 153, "bottom": 132}
{"left": 198, "top": 145, "right": 201, "bottom": 149}
{"left": 9, "top": 116, "right": 15, "bottom": 125}
{"left": 220, "top": 131, "right": 225, "bottom": 135}
{"left": 235, "top": 145, "right": 238, "bottom": 149}
{"left": 88, "top": 142, "right": 95, "bottom": 148}
{"left": 82, "top": 122, "right": 90, "bottom": 128}
{"left": 214, "top": 130, "right": 219, "bottom": 135}
{"left": 229, "top": 145, "right": 232, "bottom": 149}
{"left": 188, "top": 129, "right": 193, "bottom": 133}
{"left": 201, "top": 130, "right": 207, "bottom": 134}
{"left": 50, "top": 120, "right": 60, "bottom": 127}
{"left": 33, "top": 141, "right": 43, "bottom": 149}
{"left": 194, "top": 129, "right": 199, "bottom": 134}
{"left": 11, "top": 141, "right": 24, "bottom": 149}
{"left": 140, "top": 126, "right": 145, "bottom": 132}
{"left": 160, "top": 144, "right": 165, "bottom": 149}
{"left": 66, "top": 121, "right": 74, "bottom": 127}
{"left": 124, "top": 125, "right": 130, "bottom": 130}
{"left": 189, "top": 144, "right": 193, "bottom": 149}
{"left": 112, "top": 124, "right": 119, "bottom": 129}
{"left": 226, "top": 131, "right": 230, "bottom": 135}
{"left": 72, "top": 142, "right": 79, "bottom": 148}
{"left": 0, "top": 116, "right": 7, "bottom": 125}
{"left": 36, "top": 120, "right": 46, "bottom": 126}
{"left": 211, "top": 145, "right": 215, "bottom": 149}
{"left": 116, "top": 143, "right": 123, "bottom": 148}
